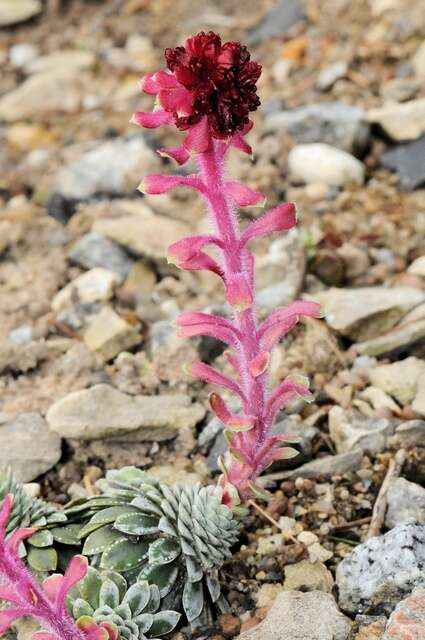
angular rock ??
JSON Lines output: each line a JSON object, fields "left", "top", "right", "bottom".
{"left": 248, "top": 0, "right": 304, "bottom": 45}
{"left": 265, "top": 102, "right": 369, "bottom": 154}
{"left": 380, "top": 136, "right": 425, "bottom": 191}
{"left": 52, "top": 268, "right": 120, "bottom": 312}
{"left": 388, "top": 420, "right": 425, "bottom": 449}
{"left": 355, "top": 616, "right": 387, "bottom": 640}
{"left": 237, "top": 591, "right": 351, "bottom": 640}
{"left": 386, "top": 478, "right": 425, "bottom": 529}
{"left": 368, "top": 99, "right": 425, "bottom": 141}
{"left": 314, "top": 287, "right": 425, "bottom": 341}
{"left": 93, "top": 201, "right": 190, "bottom": 263}
{"left": 408, "top": 255, "right": 425, "bottom": 276}
{"left": 329, "top": 407, "right": 395, "bottom": 455}
{"left": 0, "top": 413, "right": 61, "bottom": 482}
{"left": 288, "top": 143, "right": 365, "bottom": 187}
{"left": 384, "top": 589, "right": 425, "bottom": 639}
{"left": 369, "top": 357, "right": 425, "bottom": 406}
{"left": 278, "top": 449, "right": 363, "bottom": 480}
{"left": 46, "top": 384, "right": 205, "bottom": 441}
{"left": 68, "top": 232, "right": 134, "bottom": 280}
{"left": 83, "top": 307, "right": 141, "bottom": 361}
{"left": 52, "top": 136, "right": 159, "bottom": 200}
{"left": 0, "top": 71, "right": 87, "bottom": 122}
{"left": 336, "top": 521, "right": 425, "bottom": 615}
{"left": 283, "top": 560, "right": 334, "bottom": 592}
{"left": 0, "top": 0, "right": 41, "bottom": 26}
{"left": 412, "top": 40, "right": 425, "bottom": 79}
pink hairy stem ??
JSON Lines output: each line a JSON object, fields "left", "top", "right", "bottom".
{"left": 196, "top": 141, "right": 270, "bottom": 492}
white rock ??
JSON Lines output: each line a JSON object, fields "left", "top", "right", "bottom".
{"left": 368, "top": 98, "right": 425, "bottom": 141}
{"left": 408, "top": 255, "right": 425, "bottom": 276}
{"left": 52, "top": 268, "right": 120, "bottom": 312}
{"left": 317, "top": 61, "right": 348, "bottom": 90}
{"left": 412, "top": 41, "right": 425, "bottom": 79}
{"left": 237, "top": 591, "right": 351, "bottom": 640}
{"left": 369, "top": 356, "right": 425, "bottom": 405}
{"left": 314, "top": 286, "right": 425, "bottom": 341}
{"left": 9, "top": 43, "right": 39, "bottom": 68}
{"left": 329, "top": 406, "right": 395, "bottom": 454}
{"left": 46, "top": 384, "right": 205, "bottom": 441}
{"left": 25, "top": 49, "right": 95, "bottom": 75}
{"left": 386, "top": 477, "right": 425, "bottom": 528}
{"left": 288, "top": 143, "right": 365, "bottom": 187}
{"left": 0, "top": 0, "right": 41, "bottom": 26}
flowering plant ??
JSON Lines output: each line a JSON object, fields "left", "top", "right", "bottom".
{"left": 0, "top": 495, "right": 117, "bottom": 640}
{"left": 133, "top": 31, "right": 320, "bottom": 505}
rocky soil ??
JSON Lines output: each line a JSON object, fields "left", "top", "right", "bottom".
{"left": 2, "top": 0, "right": 425, "bottom": 639}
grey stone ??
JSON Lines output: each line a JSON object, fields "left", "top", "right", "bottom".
{"left": 336, "top": 521, "right": 425, "bottom": 615}
{"left": 265, "top": 102, "right": 369, "bottom": 154}
{"left": 389, "top": 420, "right": 425, "bottom": 449}
{"left": 46, "top": 384, "right": 205, "bottom": 441}
{"left": 369, "top": 357, "right": 425, "bottom": 406}
{"left": 329, "top": 407, "right": 395, "bottom": 455}
{"left": 0, "top": 413, "right": 61, "bottom": 482}
{"left": 248, "top": 0, "right": 304, "bottom": 45}
{"left": 317, "top": 62, "right": 348, "bottom": 91}
{"left": 52, "top": 136, "right": 159, "bottom": 200}
{"left": 380, "top": 136, "right": 425, "bottom": 191}
{"left": 0, "top": 0, "right": 41, "bottom": 26}
{"left": 386, "top": 478, "right": 425, "bottom": 528}
{"left": 277, "top": 449, "right": 363, "bottom": 480}
{"left": 68, "top": 232, "right": 134, "bottom": 279}
{"left": 237, "top": 591, "right": 351, "bottom": 640}
{"left": 368, "top": 99, "right": 425, "bottom": 141}
{"left": 288, "top": 144, "right": 365, "bottom": 187}
{"left": 355, "top": 317, "right": 425, "bottom": 356}
{"left": 314, "top": 287, "right": 425, "bottom": 341}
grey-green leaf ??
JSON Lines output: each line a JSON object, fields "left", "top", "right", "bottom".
{"left": 51, "top": 524, "right": 83, "bottom": 545}
{"left": 150, "top": 611, "right": 181, "bottom": 637}
{"left": 183, "top": 579, "right": 203, "bottom": 622}
{"left": 27, "top": 546, "right": 58, "bottom": 572}
{"left": 122, "top": 581, "right": 150, "bottom": 616}
{"left": 139, "top": 563, "right": 179, "bottom": 598}
{"left": 82, "top": 526, "right": 123, "bottom": 556}
{"left": 114, "top": 512, "right": 159, "bottom": 536}
{"left": 148, "top": 538, "right": 180, "bottom": 566}
{"left": 27, "top": 529, "right": 53, "bottom": 548}
{"left": 99, "top": 578, "right": 120, "bottom": 609}
{"left": 72, "top": 598, "right": 94, "bottom": 619}
{"left": 100, "top": 538, "right": 149, "bottom": 572}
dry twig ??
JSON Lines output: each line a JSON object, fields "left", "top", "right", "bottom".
{"left": 367, "top": 449, "right": 406, "bottom": 539}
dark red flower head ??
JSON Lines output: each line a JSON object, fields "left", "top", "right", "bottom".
{"left": 164, "top": 31, "right": 261, "bottom": 137}
{"left": 133, "top": 32, "right": 262, "bottom": 162}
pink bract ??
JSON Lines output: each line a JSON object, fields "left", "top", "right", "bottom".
{"left": 133, "top": 32, "right": 320, "bottom": 503}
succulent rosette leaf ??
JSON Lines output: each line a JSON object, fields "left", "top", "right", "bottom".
{"left": 64, "top": 467, "right": 240, "bottom": 623}
{"left": 0, "top": 471, "right": 83, "bottom": 573}
{"left": 67, "top": 567, "right": 180, "bottom": 640}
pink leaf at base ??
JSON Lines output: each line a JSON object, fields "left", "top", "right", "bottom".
{"left": 131, "top": 109, "right": 174, "bottom": 128}
{"left": 139, "top": 173, "right": 204, "bottom": 195}
{"left": 158, "top": 145, "right": 190, "bottom": 165}
{"left": 225, "top": 181, "right": 265, "bottom": 207}
{"left": 224, "top": 273, "right": 253, "bottom": 310}
{"left": 189, "top": 362, "right": 246, "bottom": 401}
{"left": 240, "top": 202, "right": 296, "bottom": 246}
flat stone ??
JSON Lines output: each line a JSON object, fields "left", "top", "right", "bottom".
{"left": 0, "top": 0, "right": 41, "bottom": 26}
{"left": 237, "top": 591, "right": 351, "bottom": 640}
{"left": 314, "top": 286, "right": 425, "bottom": 341}
{"left": 24, "top": 49, "right": 95, "bottom": 74}
{"left": 52, "top": 268, "right": 120, "bottom": 312}
{"left": 412, "top": 40, "right": 425, "bottom": 79}
{"left": 68, "top": 232, "right": 134, "bottom": 280}
{"left": 52, "top": 137, "right": 159, "bottom": 200}
{"left": 84, "top": 307, "right": 140, "bottom": 361}
{"left": 355, "top": 317, "right": 425, "bottom": 356}
{"left": 329, "top": 407, "right": 395, "bottom": 455}
{"left": 283, "top": 560, "right": 334, "bottom": 592}
{"left": 384, "top": 589, "right": 425, "bottom": 639}
{"left": 386, "top": 478, "right": 425, "bottom": 528}
{"left": 369, "top": 357, "right": 425, "bottom": 405}
{"left": 265, "top": 102, "right": 369, "bottom": 154}
{"left": 388, "top": 420, "right": 425, "bottom": 449}
{"left": 93, "top": 200, "right": 190, "bottom": 263}
{"left": 46, "top": 384, "right": 205, "bottom": 441}
{"left": 277, "top": 449, "right": 363, "bottom": 480}
{"left": 0, "top": 413, "right": 61, "bottom": 482}
{"left": 248, "top": 0, "right": 304, "bottom": 45}
{"left": 368, "top": 99, "right": 425, "bottom": 141}
{"left": 408, "top": 255, "right": 425, "bottom": 275}
{"left": 380, "top": 136, "right": 425, "bottom": 191}
{"left": 288, "top": 143, "right": 365, "bottom": 187}
{"left": 336, "top": 521, "right": 425, "bottom": 615}
{"left": 0, "top": 71, "right": 87, "bottom": 122}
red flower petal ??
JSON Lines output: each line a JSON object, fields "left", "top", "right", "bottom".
{"left": 131, "top": 109, "right": 174, "bottom": 128}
